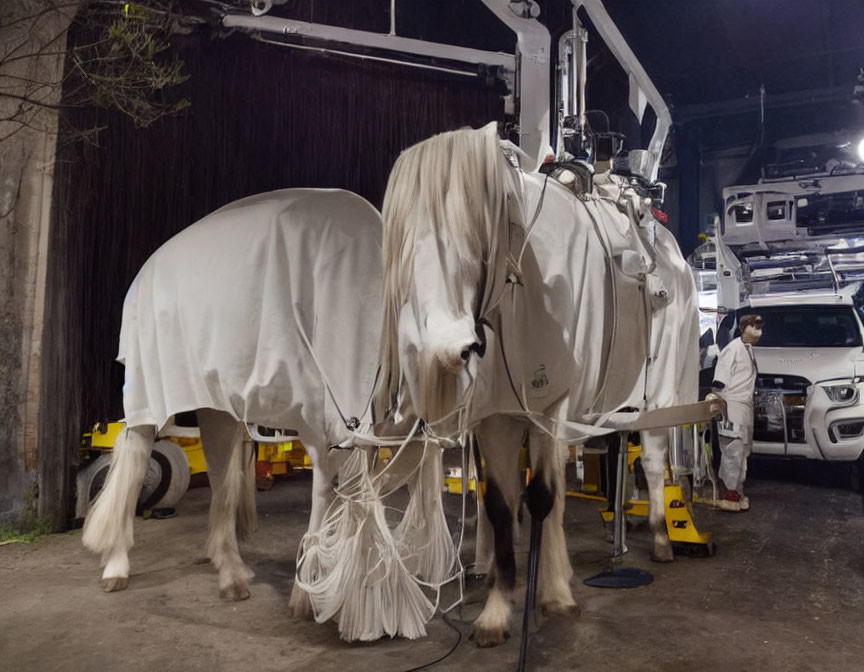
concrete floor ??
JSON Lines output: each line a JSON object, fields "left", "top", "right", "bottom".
{"left": 2, "top": 457, "right": 864, "bottom": 672}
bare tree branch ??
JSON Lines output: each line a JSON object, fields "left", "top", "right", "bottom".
{"left": 0, "top": 2, "right": 80, "bottom": 33}
{"left": 0, "top": 73, "right": 63, "bottom": 89}
{"left": 1, "top": 0, "right": 194, "bottom": 150}
{"left": 1, "top": 91, "right": 67, "bottom": 111}
{"left": 0, "top": 117, "right": 41, "bottom": 144}
{"left": 1, "top": 41, "right": 72, "bottom": 68}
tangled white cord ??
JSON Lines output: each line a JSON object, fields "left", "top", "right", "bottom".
{"left": 295, "top": 398, "right": 476, "bottom": 642}
{"left": 295, "top": 448, "right": 436, "bottom": 641}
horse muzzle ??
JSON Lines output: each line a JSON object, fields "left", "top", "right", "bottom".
{"left": 437, "top": 322, "right": 487, "bottom": 374}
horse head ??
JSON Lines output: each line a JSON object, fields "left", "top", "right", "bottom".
{"left": 375, "top": 123, "right": 514, "bottom": 424}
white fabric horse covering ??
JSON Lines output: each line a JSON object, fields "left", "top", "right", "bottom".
{"left": 595, "top": 172, "right": 700, "bottom": 413}
{"left": 119, "top": 188, "right": 383, "bottom": 439}
{"left": 117, "top": 187, "right": 463, "bottom": 642}
{"left": 464, "top": 165, "right": 698, "bottom": 430}
{"left": 374, "top": 124, "right": 701, "bottom": 646}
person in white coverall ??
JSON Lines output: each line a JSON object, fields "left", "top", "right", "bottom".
{"left": 707, "top": 313, "right": 763, "bottom": 512}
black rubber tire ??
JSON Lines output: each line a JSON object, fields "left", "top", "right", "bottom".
{"left": 147, "top": 439, "right": 190, "bottom": 509}
{"left": 75, "top": 453, "right": 112, "bottom": 518}
{"left": 76, "top": 452, "right": 162, "bottom": 517}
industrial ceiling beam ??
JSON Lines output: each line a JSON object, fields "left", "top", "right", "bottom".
{"left": 222, "top": 14, "right": 515, "bottom": 74}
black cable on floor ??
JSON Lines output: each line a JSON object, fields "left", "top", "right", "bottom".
{"left": 400, "top": 611, "right": 464, "bottom": 672}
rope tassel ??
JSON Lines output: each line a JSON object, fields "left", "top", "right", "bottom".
{"left": 393, "top": 443, "right": 456, "bottom": 585}
{"left": 295, "top": 449, "right": 439, "bottom": 641}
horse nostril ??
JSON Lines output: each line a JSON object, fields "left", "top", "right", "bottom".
{"left": 461, "top": 341, "right": 483, "bottom": 361}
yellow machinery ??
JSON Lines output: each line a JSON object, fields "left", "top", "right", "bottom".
{"left": 444, "top": 468, "right": 477, "bottom": 494}
{"left": 81, "top": 421, "right": 208, "bottom": 475}
{"left": 568, "top": 434, "right": 715, "bottom": 555}
{"left": 80, "top": 421, "right": 314, "bottom": 493}
{"left": 443, "top": 441, "right": 535, "bottom": 495}
{"left": 255, "top": 439, "right": 312, "bottom": 490}
{"left": 662, "top": 482, "right": 713, "bottom": 549}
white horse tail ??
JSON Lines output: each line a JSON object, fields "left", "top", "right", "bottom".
{"left": 82, "top": 425, "right": 155, "bottom": 564}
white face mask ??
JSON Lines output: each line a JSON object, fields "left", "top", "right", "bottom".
{"left": 742, "top": 325, "right": 762, "bottom": 343}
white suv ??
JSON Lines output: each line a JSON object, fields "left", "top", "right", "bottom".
{"left": 717, "top": 284, "right": 864, "bottom": 462}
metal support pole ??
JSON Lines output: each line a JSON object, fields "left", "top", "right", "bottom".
{"left": 583, "top": 432, "right": 652, "bottom": 588}
{"left": 611, "top": 431, "right": 628, "bottom": 561}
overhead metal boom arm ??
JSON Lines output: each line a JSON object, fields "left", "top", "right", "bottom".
{"left": 572, "top": 0, "right": 672, "bottom": 183}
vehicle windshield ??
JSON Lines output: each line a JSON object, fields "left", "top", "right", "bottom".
{"left": 742, "top": 305, "right": 863, "bottom": 348}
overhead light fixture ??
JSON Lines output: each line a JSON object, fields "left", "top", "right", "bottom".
{"left": 857, "top": 136, "right": 864, "bottom": 163}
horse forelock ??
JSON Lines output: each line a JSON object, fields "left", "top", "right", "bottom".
{"left": 374, "top": 124, "right": 512, "bottom": 419}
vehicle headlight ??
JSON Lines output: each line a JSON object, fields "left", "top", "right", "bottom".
{"left": 823, "top": 383, "right": 859, "bottom": 405}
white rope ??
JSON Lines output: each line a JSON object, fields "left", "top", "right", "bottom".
{"left": 393, "top": 440, "right": 456, "bottom": 584}
{"left": 295, "top": 449, "right": 438, "bottom": 641}
{"left": 284, "top": 288, "right": 481, "bottom": 640}
{"left": 295, "top": 406, "right": 476, "bottom": 642}
{"left": 438, "top": 432, "right": 471, "bottom": 616}
{"left": 516, "top": 172, "right": 550, "bottom": 271}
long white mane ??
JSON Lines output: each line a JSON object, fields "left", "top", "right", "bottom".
{"left": 375, "top": 123, "right": 513, "bottom": 420}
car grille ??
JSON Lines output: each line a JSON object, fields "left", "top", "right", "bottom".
{"left": 753, "top": 374, "right": 811, "bottom": 444}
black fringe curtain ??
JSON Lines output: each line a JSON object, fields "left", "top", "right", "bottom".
{"left": 38, "top": 26, "right": 504, "bottom": 527}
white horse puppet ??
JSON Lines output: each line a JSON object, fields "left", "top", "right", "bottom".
{"left": 374, "top": 123, "right": 699, "bottom": 646}
{"left": 82, "top": 123, "right": 698, "bottom": 648}
{"left": 82, "top": 188, "right": 383, "bottom": 617}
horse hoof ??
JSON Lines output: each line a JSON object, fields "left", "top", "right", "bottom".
{"left": 541, "top": 601, "right": 580, "bottom": 618}
{"left": 289, "top": 600, "right": 314, "bottom": 621}
{"left": 473, "top": 627, "right": 510, "bottom": 648}
{"left": 650, "top": 547, "right": 674, "bottom": 563}
{"left": 287, "top": 585, "right": 314, "bottom": 621}
{"left": 219, "top": 583, "right": 251, "bottom": 601}
{"left": 101, "top": 576, "right": 129, "bottom": 592}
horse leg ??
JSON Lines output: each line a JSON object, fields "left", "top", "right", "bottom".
{"left": 472, "top": 434, "right": 495, "bottom": 575}
{"left": 198, "top": 408, "right": 257, "bottom": 601}
{"left": 82, "top": 424, "right": 156, "bottom": 592}
{"left": 473, "top": 493, "right": 494, "bottom": 575}
{"left": 288, "top": 442, "right": 332, "bottom": 621}
{"left": 641, "top": 428, "right": 673, "bottom": 562}
{"left": 472, "top": 416, "right": 522, "bottom": 647}
{"left": 528, "top": 428, "right": 577, "bottom": 616}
